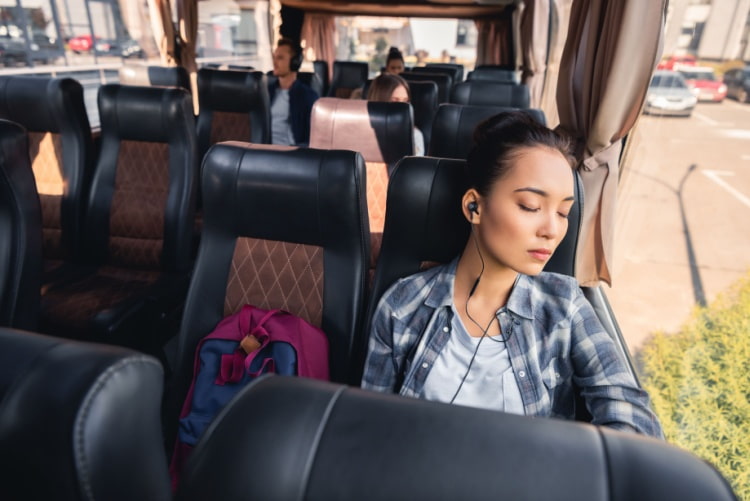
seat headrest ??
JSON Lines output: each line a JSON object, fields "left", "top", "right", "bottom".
{"left": 331, "top": 61, "right": 368, "bottom": 88}
{"left": 451, "top": 80, "right": 531, "bottom": 108}
{"left": 401, "top": 71, "right": 452, "bottom": 102}
{"left": 177, "top": 376, "right": 737, "bottom": 501}
{"left": 201, "top": 141, "right": 368, "bottom": 247}
{"left": 309, "top": 97, "right": 413, "bottom": 166}
{"left": 428, "top": 103, "right": 546, "bottom": 160}
{"left": 197, "top": 69, "right": 268, "bottom": 112}
{"left": 0, "top": 77, "right": 88, "bottom": 133}
{"left": 425, "top": 62, "right": 465, "bottom": 83}
{"left": 98, "top": 84, "right": 194, "bottom": 143}
{"left": 467, "top": 67, "right": 520, "bottom": 83}
{"left": 119, "top": 65, "right": 191, "bottom": 90}
{"left": 0, "top": 328, "right": 170, "bottom": 501}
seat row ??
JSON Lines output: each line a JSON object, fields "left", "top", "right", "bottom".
{"left": 0, "top": 327, "right": 736, "bottom": 500}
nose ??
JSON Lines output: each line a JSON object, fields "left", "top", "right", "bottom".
{"left": 538, "top": 211, "right": 565, "bottom": 240}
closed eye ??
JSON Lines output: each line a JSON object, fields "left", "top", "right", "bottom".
{"left": 519, "top": 204, "right": 539, "bottom": 212}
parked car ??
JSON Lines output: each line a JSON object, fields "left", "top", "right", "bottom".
{"left": 97, "top": 38, "right": 145, "bottom": 59}
{"left": 0, "top": 35, "right": 62, "bottom": 66}
{"left": 68, "top": 34, "right": 95, "bottom": 53}
{"left": 644, "top": 70, "right": 697, "bottom": 117}
{"left": 677, "top": 66, "right": 727, "bottom": 102}
{"left": 657, "top": 54, "right": 697, "bottom": 70}
{"left": 723, "top": 66, "right": 750, "bottom": 103}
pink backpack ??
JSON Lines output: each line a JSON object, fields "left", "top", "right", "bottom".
{"left": 170, "top": 305, "right": 329, "bottom": 487}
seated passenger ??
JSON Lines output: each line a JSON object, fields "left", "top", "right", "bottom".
{"left": 361, "top": 112, "right": 663, "bottom": 438}
{"left": 384, "top": 46, "right": 405, "bottom": 75}
{"left": 367, "top": 73, "right": 425, "bottom": 156}
{"left": 268, "top": 38, "right": 319, "bottom": 146}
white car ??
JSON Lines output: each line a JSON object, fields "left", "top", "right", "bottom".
{"left": 644, "top": 70, "right": 697, "bottom": 117}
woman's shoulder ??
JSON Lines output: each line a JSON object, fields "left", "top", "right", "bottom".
{"left": 379, "top": 263, "right": 452, "bottom": 312}
{"left": 524, "top": 272, "right": 585, "bottom": 309}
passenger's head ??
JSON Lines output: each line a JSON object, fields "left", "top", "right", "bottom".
{"left": 273, "top": 38, "right": 303, "bottom": 77}
{"left": 463, "top": 111, "right": 576, "bottom": 275}
{"left": 385, "top": 47, "right": 405, "bottom": 75}
{"left": 367, "top": 73, "right": 411, "bottom": 103}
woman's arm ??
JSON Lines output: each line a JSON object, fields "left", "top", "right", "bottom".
{"left": 569, "top": 291, "right": 664, "bottom": 438}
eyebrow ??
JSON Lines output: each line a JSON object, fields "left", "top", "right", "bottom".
{"left": 514, "top": 187, "right": 575, "bottom": 202}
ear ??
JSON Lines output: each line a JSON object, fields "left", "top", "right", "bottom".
{"left": 461, "top": 189, "right": 481, "bottom": 224}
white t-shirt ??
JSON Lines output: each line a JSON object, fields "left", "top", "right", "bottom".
{"left": 420, "top": 305, "right": 525, "bottom": 414}
{"left": 414, "top": 127, "right": 425, "bottom": 156}
{"left": 270, "top": 89, "right": 296, "bottom": 146}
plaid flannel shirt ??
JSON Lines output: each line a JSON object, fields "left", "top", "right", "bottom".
{"left": 362, "top": 259, "right": 664, "bottom": 438}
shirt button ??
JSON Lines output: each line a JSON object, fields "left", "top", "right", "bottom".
{"left": 500, "top": 312, "right": 506, "bottom": 316}
{"left": 518, "top": 370, "right": 526, "bottom": 378}
{"left": 442, "top": 326, "right": 450, "bottom": 332}
{"left": 422, "top": 362, "right": 429, "bottom": 369}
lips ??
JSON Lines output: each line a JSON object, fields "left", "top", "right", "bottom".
{"left": 528, "top": 249, "right": 552, "bottom": 261}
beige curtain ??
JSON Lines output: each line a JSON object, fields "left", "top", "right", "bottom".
{"left": 147, "top": 0, "right": 177, "bottom": 66}
{"left": 301, "top": 13, "right": 336, "bottom": 79}
{"left": 519, "top": 0, "right": 551, "bottom": 108}
{"left": 177, "top": 0, "right": 199, "bottom": 111}
{"left": 474, "top": 8, "right": 515, "bottom": 67}
{"left": 556, "top": 0, "right": 666, "bottom": 286}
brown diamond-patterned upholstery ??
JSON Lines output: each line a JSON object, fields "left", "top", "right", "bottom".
{"left": 309, "top": 98, "right": 413, "bottom": 269}
{"left": 164, "top": 142, "right": 369, "bottom": 448}
{"left": 327, "top": 61, "right": 368, "bottom": 98}
{"left": 196, "top": 69, "right": 270, "bottom": 161}
{"left": 0, "top": 120, "right": 42, "bottom": 330}
{"left": 224, "top": 238, "right": 324, "bottom": 327}
{"left": 38, "top": 84, "right": 197, "bottom": 349}
{"left": 0, "top": 76, "right": 94, "bottom": 269}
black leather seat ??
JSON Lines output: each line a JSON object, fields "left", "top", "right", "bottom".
{"left": 0, "top": 76, "right": 94, "bottom": 280}
{"left": 309, "top": 97, "right": 413, "bottom": 270}
{"left": 425, "top": 62, "right": 465, "bottom": 83}
{"left": 119, "top": 64, "right": 191, "bottom": 91}
{"left": 164, "top": 142, "right": 369, "bottom": 446}
{"left": 407, "top": 80, "right": 439, "bottom": 151}
{"left": 39, "top": 84, "right": 198, "bottom": 352}
{"left": 467, "top": 65, "right": 520, "bottom": 83}
{"left": 313, "top": 60, "right": 330, "bottom": 96}
{"left": 176, "top": 376, "right": 737, "bottom": 501}
{"left": 327, "top": 61, "right": 368, "bottom": 98}
{"left": 401, "top": 70, "right": 452, "bottom": 103}
{"left": 451, "top": 80, "right": 531, "bottom": 107}
{"left": 0, "top": 120, "right": 41, "bottom": 330}
{"left": 0, "top": 327, "right": 170, "bottom": 501}
{"left": 297, "top": 71, "right": 324, "bottom": 97}
{"left": 428, "top": 104, "right": 547, "bottom": 160}
{"left": 196, "top": 68, "right": 270, "bottom": 160}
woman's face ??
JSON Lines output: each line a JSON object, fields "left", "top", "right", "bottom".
{"left": 390, "top": 84, "right": 409, "bottom": 103}
{"left": 473, "top": 147, "right": 575, "bottom": 276}
{"left": 386, "top": 59, "right": 405, "bottom": 74}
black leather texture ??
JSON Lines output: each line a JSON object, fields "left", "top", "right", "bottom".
{"left": 467, "top": 66, "right": 520, "bottom": 83}
{"left": 0, "top": 327, "right": 170, "bottom": 501}
{"left": 425, "top": 62, "right": 465, "bottom": 83}
{"left": 327, "top": 61, "right": 368, "bottom": 97}
{"left": 0, "top": 120, "right": 41, "bottom": 330}
{"left": 313, "top": 60, "right": 329, "bottom": 96}
{"left": 451, "top": 80, "right": 531, "bottom": 107}
{"left": 407, "top": 80, "right": 438, "bottom": 151}
{"left": 119, "top": 64, "right": 191, "bottom": 91}
{"left": 177, "top": 376, "right": 738, "bottom": 501}
{"left": 401, "top": 70, "right": 453, "bottom": 103}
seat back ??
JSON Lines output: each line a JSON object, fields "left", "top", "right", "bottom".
{"left": 0, "top": 120, "right": 41, "bottom": 330}
{"left": 196, "top": 68, "right": 270, "bottom": 159}
{"left": 364, "top": 156, "right": 582, "bottom": 378}
{"left": 451, "top": 80, "right": 531, "bottom": 107}
{"left": 297, "top": 71, "right": 325, "bottom": 97}
{"left": 428, "top": 104, "right": 547, "bottom": 160}
{"left": 309, "top": 97, "right": 413, "bottom": 266}
{"left": 0, "top": 76, "right": 93, "bottom": 265}
{"left": 176, "top": 376, "right": 738, "bottom": 501}
{"left": 407, "top": 80, "right": 439, "bottom": 151}
{"left": 401, "top": 71, "right": 452, "bottom": 103}
{"left": 0, "top": 328, "right": 170, "bottom": 501}
{"left": 87, "top": 84, "right": 197, "bottom": 273}
{"left": 467, "top": 65, "right": 520, "bottom": 83}
{"left": 165, "top": 142, "right": 369, "bottom": 445}
{"left": 327, "top": 61, "right": 368, "bottom": 98}
{"left": 118, "top": 65, "right": 191, "bottom": 91}
{"left": 425, "top": 62, "right": 465, "bottom": 83}
{"left": 313, "top": 60, "right": 330, "bottom": 95}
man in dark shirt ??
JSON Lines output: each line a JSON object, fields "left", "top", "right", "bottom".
{"left": 268, "top": 38, "right": 319, "bottom": 146}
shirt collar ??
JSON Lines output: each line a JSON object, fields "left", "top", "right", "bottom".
{"left": 423, "top": 257, "right": 535, "bottom": 320}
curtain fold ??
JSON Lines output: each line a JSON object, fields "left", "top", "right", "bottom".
{"left": 474, "top": 8, "right": 515, "bottom": 67}
{"left": 301, "top": 13, "right": 336, "bottom": 80}
{"left": 519, "top": 0, "right": 551, "bottom": 108}
{"left": 177, "top": 0, "right": 199, "bottom": 111}
{"left": 147, "top": 0, "right": 177, "bottom": 66}
{"left": 556, "top": 0, "right": 666, "bottom": 286}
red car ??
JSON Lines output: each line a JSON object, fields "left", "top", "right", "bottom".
{"left": 678, "top": 66, "right": 727, "bottom": 102}
{"left": 68, "top": 34, "right": 95, "bottom": 53}
{"left": 657, "top": 54, "right": 697, "bottom": 70}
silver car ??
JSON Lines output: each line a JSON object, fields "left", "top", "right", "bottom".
{"left": 644, "top": 70, "right": 697, "bottom": 117}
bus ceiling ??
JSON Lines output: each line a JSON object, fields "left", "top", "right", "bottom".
{"left": 279, "top": 0, "right": 515, "bottom": 18}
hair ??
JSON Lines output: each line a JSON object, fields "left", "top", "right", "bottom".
{"left": 277, "top": 37, "right": 303, "bottom": 70}
{"left": 386, "top": 46, "right": 404, "bottom": 66}
{"left": 466, "top": 111, "right": 575, "bottom": 197}
{"left": 367, "top": 73, "right": 411, "bottom": 102}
